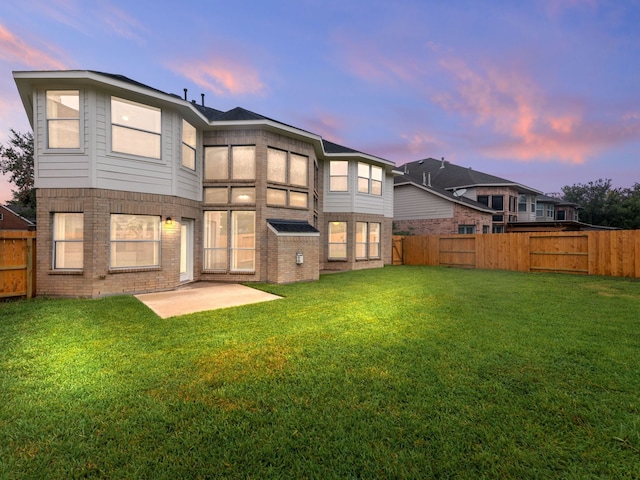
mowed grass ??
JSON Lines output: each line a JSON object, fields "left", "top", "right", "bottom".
{"left": 1, "top": 266, "right": 639, "bottom": 479}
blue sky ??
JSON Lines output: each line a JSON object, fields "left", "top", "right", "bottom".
{"left": 1, "top": 0, "right": 639, "bottom": 203}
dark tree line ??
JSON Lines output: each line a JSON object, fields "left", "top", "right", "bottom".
{"left": 560, "top": 179, "right": 640, "bottom": 229}
{"left": 1, "top": 129, "right": 639, "bottom": 228}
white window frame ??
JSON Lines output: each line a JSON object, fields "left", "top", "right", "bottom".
{"left": 328, "top": 221, "right": 347, "bottom": 260}
{"left": 329, "top": 161, "right": 349, "bottom": 192}
{"left": 203, "top": 210, "right": 255, "bottom": 272}
{"left": 357, "top": 163, "right": 383, "bottom": 195}
{"left": 111, "top": 97, "right": 161, "bottom": 159}
{"left": 369, "top": 222, "right": 381, "bottom": 259}
{"left": 181, "top": 120, "right": 196, "bottom": 170}
{"left": 356, "top": 222, "right": 368, "bottom": 259}
{"left": 46, "top": 90, "right": 80, "bottom": 150}
{"left": 52, "top": 213, "right": 83, "bottom": 270}
{"left": 109, "top": 214, "right": 161, "bottom": 269}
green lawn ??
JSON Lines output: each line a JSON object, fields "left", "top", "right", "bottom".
{"left": 1, "top": 266, "right": 639, "bottom": 479}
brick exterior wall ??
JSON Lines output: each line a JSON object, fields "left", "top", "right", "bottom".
{"left": 267, "top": 230, "right": 319, "bottom": 284}
{"left": 37, "top": 188, "right": 202, "bottom": 297}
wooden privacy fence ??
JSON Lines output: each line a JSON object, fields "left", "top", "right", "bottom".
{"left": 395, "top": 230, "right": 640, "bottom": 278}
{"left": 0, "top": 231, "right": 36, "bottom": 299}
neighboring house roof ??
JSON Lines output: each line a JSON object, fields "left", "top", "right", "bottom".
{"left": 535, "top": 193, "right": 579, "bottom": 207}
{"left": 395, "top": 158, "right": 541, "bottom": 195}
{"left": 0, "top": 204, "right": 36, "bottom": 230}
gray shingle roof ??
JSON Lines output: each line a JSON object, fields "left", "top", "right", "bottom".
{"left": 395, "top": 158, "right": 540, "bottom": 194}
{"left": 267, "top": 219, "right": 319, "bottom": 234}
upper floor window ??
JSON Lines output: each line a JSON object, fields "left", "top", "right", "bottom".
{"left": 266, "top": 148, "right": 308, "bottom": 187}
{"left": 329, "top": 161, "right": 349, "bottom": 192}
{"left": 357, "top": 163, "right": 382, "bottom": 195}
{"left": 477, "top": 195, "right": 504, "bottom": 212}
{"left": 181, "top": 120, "right": 196, "bottom": 170}
{"left": 46, "top": 90, "right": 80, "bottom": 149}
{"left": 111, "top": 97, "right": 161, "bottom": 159}
{"left": 53, "top": 213, "right": 83, "bottom": 269}
{"left": 536, "top": 203, "right": 544, "bottom": 217}
{"left": 546, "top": 205, "right": 554, "bottom": 219}
{"left": 204, "top": 145, "right": 255, "bottom": 180}
{"left": 518, "top": 194, "right": 527, "bottom": 212}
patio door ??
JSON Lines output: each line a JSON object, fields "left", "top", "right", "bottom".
{"left": 180, "top": 218, "right": 194, "bottom": 282}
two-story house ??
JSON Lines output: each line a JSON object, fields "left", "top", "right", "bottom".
{"left": 13, "top": 70, "right": 395, "bottom": 297}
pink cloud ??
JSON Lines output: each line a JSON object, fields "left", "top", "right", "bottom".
{"left": 431, "top": 57, "right": 640, "bottom": 164}
{"left": 167, "top": 56, "right": 265, "bottom": 96}
{"left": 0, "top": 22, "right": 68, "bottom": 69}
{"left": 101, "top": 5, "right": 147, "bottom": 44}
{"left": 296, "top": 111, "right": 346, "bottom": 145}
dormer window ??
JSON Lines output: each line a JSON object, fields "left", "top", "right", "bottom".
{"left": 111, "top": 97, "right": 161, "bottom": 159}
{"left": 46, "top": 90, "right": 80, "bottom": 149}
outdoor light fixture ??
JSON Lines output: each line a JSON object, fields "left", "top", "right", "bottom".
{"left": 165, "top": 217, "right": 173, "bottom": 225}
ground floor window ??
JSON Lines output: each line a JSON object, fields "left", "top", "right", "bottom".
{"left": 356, "top": 222, "right": 381, "bottom": 259}
{"left": 203, "top": 210, "right": 255, "bottom": 272}
{"left": 458, "top": 225, "right": 475, "bottom": 234}
{"left": 328, "top": 221, "right": 347, "bottom": 260}
{"left": 110, "top": 214, "right": 160, "bottom": 268}
{"left": 53, "top": 213, "right": 83, "bottom": 269}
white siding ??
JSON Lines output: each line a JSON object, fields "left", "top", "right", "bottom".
{"left": 393, "top": 184, "right": 453, "bottom": 220}
{"left": 323, "top": 160, "right": 392, "bottom": 216}
{"left": 33, "top": 90, "right": 91, "bottom": 189}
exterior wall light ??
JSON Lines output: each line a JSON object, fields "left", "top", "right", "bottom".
{"left": 296, "top": 252, "right": 304, "bottom": 265}
{"left": 165, "top": 217, "right": 173, "bottom": 225}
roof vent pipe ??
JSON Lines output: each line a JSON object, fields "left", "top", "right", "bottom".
{"left": 440, "top": 157, "right": 445, "bottom": 169}
{"left": 201, "top": 93, "right": 205, "bottom": 107}
{"left": 428, "top": 172, "right": 431, "bottom": 187}
{"left": 183, "top": 88, "right": 188, "bottom": 101}
{"left": 422, "top": 172, "right": 426, "bottom": 186}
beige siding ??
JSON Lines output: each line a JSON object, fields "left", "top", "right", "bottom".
{"left": 393, "top": 184, "right": 453, "bottom": 220}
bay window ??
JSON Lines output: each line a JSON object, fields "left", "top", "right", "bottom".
{"left": 330, "top": 161, "right": 349, "bottom": 192}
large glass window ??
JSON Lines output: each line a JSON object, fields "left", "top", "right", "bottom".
{"left": 204, "top": 145, "right": 255, "bottom": 180}
{"left": 328, "top": 222, "right": 347, "bottom": 259}
{"left": 267, "top": 148, "right": 287, "bottom": 183}
{"left": 289, "top": 153, "right": 308, "bottom": 187}
{"left": 204, "top": 146, "right": 228, "bottom": 180}
{"left": 111, "top": 97, "right": 161, "bottom": 159}
{"left": 371, "top": 166, "right": 383, "bottom": 195}
{"left": 47, "top": 90, "right": 80, "bottom": 149}
{"left": 330, "top": 161, "right": 349, "bottom": 192}
{"left": 203, "top": 211, "right": 228, "bottom": 270}
{"left": 358, "top": 163, "right": 370, "bottom": 193}
{"left": 491, "top": 195, "right": 504, "bottom": 211}
{"left": 110, "top": 214, "right": 160, "bottom": 268}
{"left": 203, "top": 211, "right": 255, "bottom": 272}
{"left": 53, "top": 213, "right": 83, "bottom": 269}
{"left": 356, "top": 222, "right": 381, "bottom": 259}
{"left": 458, "top": 225, "right": 476, "bottom": 234}
{"left": 181, "top": 120, "right": 196, "bottom": 170}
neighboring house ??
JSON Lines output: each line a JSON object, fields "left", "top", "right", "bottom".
{"left": 13, "top": 70, "right": 395, "bottom": 297}
{"left": 0, "top": 204, "right": 36, "bottom": 230}
{"left": 394, "top": 158, "right": 597, "bottom": 235}
{"left": 394, "top": 158, "right": 541, "bottom": 235}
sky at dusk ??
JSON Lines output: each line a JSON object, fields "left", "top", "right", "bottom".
{"left": 1, "top": 0, "right": 639, "bottom": 203}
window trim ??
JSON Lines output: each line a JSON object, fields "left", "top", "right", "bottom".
{"left": 328, "top": 221, "right": 348, "bottom": 260}
{"left": 109, "top": 214, "right": 161, "bottom": 270}
{"left": 203, "top": 145, "right": 256, "bottom": 181}
{"left": 181, "top": 119, "right": 197, "bottom": 170}
{"left": 203, "top": 210, "right": 256, "bottom": 273}
{"left": 45, "top": 90, "right": 81, "bottom": 152}
{"left": 329, "top": 160, "right": 349, "bottom": 192}
{"left": 110, "top": 96, "right": 162, "bottom": 160}
{"left": 52, "top": 212, "right": 84, "bottom": 270}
